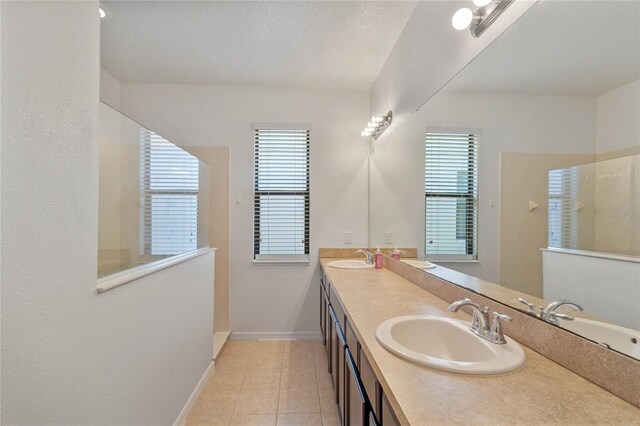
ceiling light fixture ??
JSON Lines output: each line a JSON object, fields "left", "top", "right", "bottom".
{"left": 99, "top": 3, "right": 112, "bottom": 20}
{"left": 452, "top": 0, "right": 513, "bottom": 38}
{"left": 361, "top": 111, "right": 392, "bottom": 140}
{"left": 472, "top": 0, "right": 493, "bottom": 7}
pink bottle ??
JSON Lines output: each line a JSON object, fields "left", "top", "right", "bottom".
{"left": 374, "top": 247, "right": 383, "bottom": 269}
{"left": 389, "top": 248, "right": 406, "bottom": 261}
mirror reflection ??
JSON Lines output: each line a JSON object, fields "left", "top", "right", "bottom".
{"left": 98, "top": 103, "right": 210, "bottom": 278}
{"left": 369, "top": 1, "right": 640, "bottom": 359}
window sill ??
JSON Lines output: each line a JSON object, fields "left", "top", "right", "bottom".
{"left": 97, "top": 247, "right": 216, "bottom": 293}
{"left": 253, "top": 259, "right": 310, "bottom": 266}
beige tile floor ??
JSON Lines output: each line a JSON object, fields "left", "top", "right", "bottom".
{"left": 187, "top": 340, "right": 340, "bottom": 426}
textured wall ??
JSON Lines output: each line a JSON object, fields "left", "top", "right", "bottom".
{"left": 1, "top": 2, "right": 214, "bottom": 424}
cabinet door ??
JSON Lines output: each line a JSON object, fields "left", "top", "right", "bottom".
{"left": 330, "top": 307, "right": 340, "bottom": 402}
{"left": 369, "top": 412, "right": 380, "bottom": 426}
{"left": 381, "top": 394, "right": 400, "bottom": 426}
{"left": 324, "top": 289, "right": 332, "bottom": 365}
{"left": 345, "top": 348, "right": 367, "bottom": 426}
{"left": 337, "top": 325, "right": 347, "bottom": 424}
{"left": 359, "top": 349, "right": 380, "bottom": 420}
{"left": 320, "top": 285, "right": 326, "bottom": 343}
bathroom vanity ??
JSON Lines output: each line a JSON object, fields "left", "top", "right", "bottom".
{"left": 319, "top": 256, "right": 640, "bottom": 425}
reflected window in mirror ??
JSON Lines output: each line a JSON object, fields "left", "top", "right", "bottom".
{"left": 425, "top": 131, "right": 478, "bottom": 261}
{"left": 140, "top": 129, "right": 200, "bottom": 256}
{"left": 548, "top": 167, "right": 578, "bottom": 249}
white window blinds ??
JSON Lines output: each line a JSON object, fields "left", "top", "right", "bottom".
{"left": 140, "top": 129, "right": 199, "bottom": 256}
{"left": 254, "top": 128, "right": 310, "bottom": 261}
{"left": 425, "top": 132, "right": 478, "bottom": 261}
{"left": 548, "top": 167, "right": 578, "bottom": 249}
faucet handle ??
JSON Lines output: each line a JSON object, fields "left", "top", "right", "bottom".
{"left": 489, "top": 312, "right": 511, "bottom": 344}
{"left": 493, "top": 312, "right": 512, "bottom": 323}
{"left": 550, "top": 312, "right": 575, "bottom": 322}
{"left": 518, "top": 298, "right": 536, "bottom": 316}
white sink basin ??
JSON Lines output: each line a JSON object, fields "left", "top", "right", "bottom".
{"left": 375, "top": 315, "right": 525, "bottom": 375}
{"left": 400, "top": 259, "right": 437, "bottom": 270}
{"left": 327, "top": 260, "right": 374, "bottom": 269}
{"left": 558, "top": 317, "right": 640, "bottom": 359}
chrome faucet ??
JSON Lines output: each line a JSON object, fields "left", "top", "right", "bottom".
{"left": 448, "top": 298, "right": 512, "bottom": 344}
{"left": 518, "top": 297, "right": 584, "bottom": 325}
{"left": 355, "top": 249, "right": 374, "bottom": 265}
{"left": 539, "top": 299, "right": 584, "bottom": 325}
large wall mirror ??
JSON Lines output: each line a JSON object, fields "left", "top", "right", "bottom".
{"left": 370, "top": 1, "right": 639, "bottom": 361}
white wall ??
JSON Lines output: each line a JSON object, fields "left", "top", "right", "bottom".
{"left": 370, "top": 92, "right": 596, "bottom": 282}
{"left": 119, "top": 83, "right": 370, "bottom": 336}
{"left": 543, "top": 250, "right": 640, "bottom": 330}
{"left": 596, "top": 79, "right": 640, "bottom": 154}
{"left": 370, "top": 0, "right": 536, "bottom": 134}
{"left": 1, "top": 2, "right": 214, "bottom": 424}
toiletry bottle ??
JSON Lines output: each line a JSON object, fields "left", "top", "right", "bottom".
{"left": 375, "top": 247, "right": 383, "bottom": 269}
{"left": 389, "top": 248, "right": 406, "bottom": 261}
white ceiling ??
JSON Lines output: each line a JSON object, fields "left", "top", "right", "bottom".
{"left": 100, "top": 1, "right": 417, "bottom": 89}
{"left": 445, "top": 1, "right": 640, "bottom": 96}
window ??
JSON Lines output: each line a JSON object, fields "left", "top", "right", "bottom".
{"left": 140, "top": 129, "right": 199, "bottom": 256}
{"left": 254, "top": 127, "right": 310, "bottom": 262}
{"left": 425, "top": 131, "right": 478, "bottom": 261}
{"left": 548, "top": 167, "right": 578, "bottom": 249}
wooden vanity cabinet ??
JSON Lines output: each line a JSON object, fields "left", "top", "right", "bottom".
{"left": 321, "top": 265, "right": 399, "bottom": 426}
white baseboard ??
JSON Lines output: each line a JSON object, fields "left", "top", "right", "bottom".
{"left": 230, "top": 331, "right": 322, "bottom": 341}
{"left": 174, "top": 361, "right": 214, "bottom": 426}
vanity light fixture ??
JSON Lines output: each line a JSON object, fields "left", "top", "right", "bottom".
{"left": 99, "top": 3, "right": 112, "bottom": 20}
{"left": 452, "top": 0, "right": 513, "bottom": 38}
{"left": 361, "top": 111, "right": 392, "bottom": 140}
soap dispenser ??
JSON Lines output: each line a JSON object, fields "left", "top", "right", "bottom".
{"left": 375, "top": 246, "right": 383, "bottom": 269}
{"left": 389, "top": 248, "right": 406, "bottom": 261}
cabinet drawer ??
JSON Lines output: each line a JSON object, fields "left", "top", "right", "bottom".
{"left": 359, "top": 349, "right": 381, "bottom": 420}
{"left": 329, "top": 286, "right": 346, "bottom": 333}
{"left": 345, "top": 319, "right": 359, "bottom": 366}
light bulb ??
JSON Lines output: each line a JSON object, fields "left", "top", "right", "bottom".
{"left": 473, "top": 0, "right": 492, "bottom": 7}
{"left": 452, "top": 8, "right": 473, "bottom": 31}
{"left": 99, "top": 7, "right": 106, "bottom": 18}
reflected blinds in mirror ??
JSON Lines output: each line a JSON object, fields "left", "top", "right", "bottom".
{"left": 425, "top": 132, "right": 478, "bottom": 260}
{"left": 140, "top": 129, "right": 199, "bottom": 256}
{"left": 548, "top": 167, "right": 579, "bottom": 249}
{"left": 253, "top": 128, "right": 310, "bottom": 261}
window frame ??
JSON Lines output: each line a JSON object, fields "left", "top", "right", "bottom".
{"left": 424, "top": 127, "right": 480, "bottom": 262}
{"left": 252, "top": 123, "right": 311, "bottom": 265}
